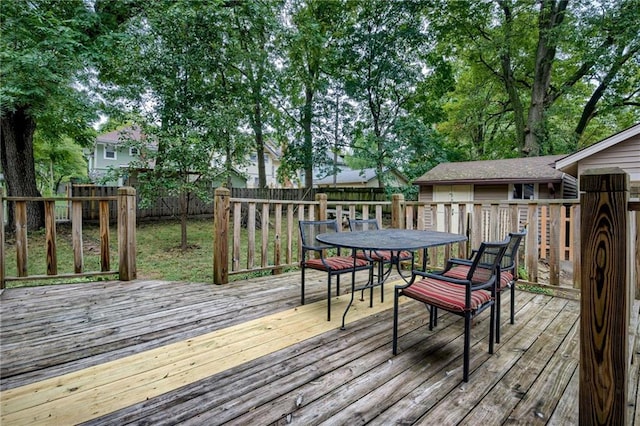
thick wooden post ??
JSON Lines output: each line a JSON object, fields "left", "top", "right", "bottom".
{"left": 548, "top": 203, "right": 561, "bottom": 285}
{"left": 580, "top": 168, "right": 629, "bottom": 425}
{"left": 213, "top": 187, "right": 230, "bottom": 284}
{"left": 118, "top": 187, "right": 137, "bottom": 281}
{"left": 391, "top": 194, "right": 404, "bottom": 229}
{"left": 315, "top": 193, "right": 327, "bottom": 221}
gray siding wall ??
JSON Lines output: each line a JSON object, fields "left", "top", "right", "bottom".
{"left": 577, "top": 135, "right": 640, "bottom": 185}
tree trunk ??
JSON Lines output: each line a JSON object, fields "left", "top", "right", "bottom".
{"left": 498, "top": 1, "right": 527, "bottom": 153}
{"left": 0, "top": 107, "right": 45, "bottom": 230}
{"left": 303, "top": 87, "right": 314, "bottom": 189}
{"left": 180, "top": 189, "right": 188, "bottom": 250}
{"left": 252, "top": 97, "right": 267, "bottom": 189}
{"left": 523, "top": 0, "right": 568, "bottom": 156}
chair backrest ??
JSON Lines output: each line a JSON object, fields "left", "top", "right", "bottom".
{"left": 299, "top": 220, "right": 340, "bottom": 252}
{"left": 467, "top": 239, "right": 510, "bottom": 286}
{"left": 501, "top": 230, "right": 527, "bottom": 273}
{"left": 348, "top": 218, "right": 380, "bottom": 232}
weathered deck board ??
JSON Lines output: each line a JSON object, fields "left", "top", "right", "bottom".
{"left": 0, "top": 272, "right": 638, "bottom": 425}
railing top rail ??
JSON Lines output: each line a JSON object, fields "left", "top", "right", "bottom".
{"left": 2, "top": 196, "right": 119, "bottom": 202}
{"left": 404, "top": 199, "right": 581, "bottom": 206}
{"left": 229, "top": 198, "right": 318, "bottom": 205}
{"left": 327, "top": 201, "right": 392, "bottom": 206}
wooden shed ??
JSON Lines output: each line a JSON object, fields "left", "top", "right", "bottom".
{"left": 413, "top": 155, "right": 578, "bottom": 203}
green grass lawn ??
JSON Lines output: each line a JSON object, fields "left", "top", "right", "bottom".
{"left": 3, "top": 218, "right": 287, "bottom": 288}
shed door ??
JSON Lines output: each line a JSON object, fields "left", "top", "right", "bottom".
{"left": 433, "top": 185, "right": 473, "bottom": 233}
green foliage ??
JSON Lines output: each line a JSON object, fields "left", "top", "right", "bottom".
{"left": 428, "top": 0, "right": 640, "bottom": 157}
{"left": 34, "top": 137, "right": 87, "bottom": 195}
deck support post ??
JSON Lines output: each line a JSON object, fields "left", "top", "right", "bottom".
{"left": 579, "top": 167, "right": 629, "bottom": 425}
{"left": 316, "top": 193, "right": 327, "bottom": 221}
{"left": 391, "top": 194, "right": 404, "bottom": 229}
{"left": 118, "top": 187, "right": 137, "bottom": 281}
{"left": 213, "top": 187, "right": 231, "bottom": 284}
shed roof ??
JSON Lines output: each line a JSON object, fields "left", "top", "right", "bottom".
{"left": 414, "top": 155, "right": 566, "bottom": 185}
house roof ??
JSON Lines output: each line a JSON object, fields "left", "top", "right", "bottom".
{"left": 315, "top": 167, "right": 407, "bottom": 186}
{"left": 555, "top": 123, "right": 640, "bottom": 174}
{"left": 96, "top": 126, "right": 144, "bottom": 145}
{"left": 414, "top": 155, "right": 566, "bottom": 185}
{"left": 315, "top": 168, "right": 379, "bottom": 185}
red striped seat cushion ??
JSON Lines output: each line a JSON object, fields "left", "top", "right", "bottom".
{"left": 304, "top": 256, "right": 369, "bottom": 271}
{"left": 402, "top": 277, "right": 492, "bottom": 312}
{"left": 356, "top": 250, "right": 412, "bottom": 262}
{"left": 444, "top": 265, "right": 514, "bottom": 289}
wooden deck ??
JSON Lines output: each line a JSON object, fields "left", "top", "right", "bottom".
{"left": 1, "top": 271, "right": 639, "bottom": 425}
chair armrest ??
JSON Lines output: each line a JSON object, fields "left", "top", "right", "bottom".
{"left": 396, "top": 269, "right": 470, "bottom": 290}
{"left": 447, "top": 258, "right": 473, "bottom": 267}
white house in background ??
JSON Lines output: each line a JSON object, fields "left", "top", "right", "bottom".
{"left": 239, "top": 143, "right": 285, "bottom": 188}
{"left": 86, "top": 126, "right": 152, "bottom": 186}
{"left": 88, "top": 126, "right": 288, "bottom": 188}
{"left": 555, "top": 122, "right": 640, "bottom": 198}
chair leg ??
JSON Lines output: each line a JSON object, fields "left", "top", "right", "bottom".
{"left": 489, "top": 302, "right": 495, "bottom": 354}
{"left": 428, "top": 305, "right": 435, "bottom": 330}
{"left": 369, "top": 265, "right": 374, "bottom": 307}
{"left": 301, "top": 267, "right": 306, "bottom": 306}
{"left": 510, "top": 282, "right": 516, "bottom": 324}
{"left": 379, "top": 261, "right": 384, "bottom": 303}
{"left": 495, "top": 291, "right": 501, "bottom": 344}
{"left": 393, "top": 288, "right": 400, "bottom": 355}
{"left": 327, "top": 275, "right": 332, "bottom": 322}
{"left": 463, "top": 312, "right": 471, "bottom": 382}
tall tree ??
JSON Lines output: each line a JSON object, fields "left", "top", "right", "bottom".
{"left": 1, "top": 0, "right": 100, "bottom": 229}
{"left": 428, "top": 0, "right": 640, "bottom": 156}
{"left": 97, "top": 0, "right": 249, "bottom": 249}
{"left": 280, "top": 0, "right": 347, "bottom": 188}
{"left": 341, "top": 0, "right": 431, "bottom": 187}
{"left": 225, "top": 1, "right": 283, "bottom": 189}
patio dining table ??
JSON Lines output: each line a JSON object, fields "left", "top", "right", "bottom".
{"left": 316, "top": 229, "right": 467, "bottom": 329}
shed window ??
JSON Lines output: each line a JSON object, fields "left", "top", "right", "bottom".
{"left": 512, "top": 183, "right": 536, "bottom": 200}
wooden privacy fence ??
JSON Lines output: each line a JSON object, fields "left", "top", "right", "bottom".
{"left": 0, "top": 188, "right": 137, "bottom": 289}
{"left": 67, "top": 185, "right": 395, "bottom": 222}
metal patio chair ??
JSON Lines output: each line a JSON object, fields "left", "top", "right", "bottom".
{"left": 443, "top": 230, "right": 527, "bottom": 343}
{"left": 393, "top": 238, "right": 509, "bottom": 382}
{"left": 299, "top": 219, "right": 373, "bottom": 322}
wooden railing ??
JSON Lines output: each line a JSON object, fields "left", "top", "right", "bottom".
{"left": 0, "top": 188, "right": 137, "bottom": 289}
{"left": 211, "top": 189, "right": 637, "bottom": 292}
